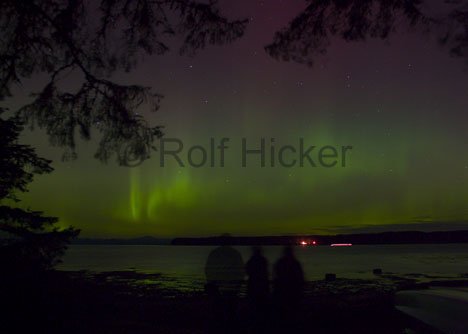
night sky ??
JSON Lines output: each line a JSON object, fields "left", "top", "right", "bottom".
{"left": 11, "top": 0, "right": 468, "bottom": 237}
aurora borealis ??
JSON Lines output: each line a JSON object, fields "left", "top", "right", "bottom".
{"left": 12, "top": 0, "right": 468, "bottom": 237}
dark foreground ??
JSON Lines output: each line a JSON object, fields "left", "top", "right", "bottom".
{"left": 1, "top": 270, "right": 465, "bottom": 334}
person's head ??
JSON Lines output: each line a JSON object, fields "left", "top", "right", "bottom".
{"left": 219, "top": 233, "right": 232, "bottom": 246}
{"left": 252, "top": 246, "right": 263, "bottom": 256}
{"left": 283, "top": 245, "right": 294, "bottom": 257}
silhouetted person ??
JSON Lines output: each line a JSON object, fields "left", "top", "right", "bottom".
{"left": 272, "top": 245, "right": 305, "bottom": 328}
{"left": 245, "top": 246, "right": 270, "bottom": 328}
{"left": 204, "top": 234, "right": 244, "bottom": 332}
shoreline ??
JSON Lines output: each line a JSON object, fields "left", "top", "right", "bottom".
{"left": 5, "top": 269, "right": 468, "bottom": 333}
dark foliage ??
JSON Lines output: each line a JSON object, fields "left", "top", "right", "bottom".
{"left": 0, "top": 114, "right": 79, "bottom": 271}
{"left": 440, "top": 6, "right": 468, "bottom": 59}
{"left": 0, "top": 0, "right": 247, "bottom": 165}
{"left": 265, "top": 0, "right": 468, "bottom": 66}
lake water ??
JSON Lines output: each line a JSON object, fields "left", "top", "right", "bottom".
{"left": 58, "top": 244, "right": 468, "bottom": 288}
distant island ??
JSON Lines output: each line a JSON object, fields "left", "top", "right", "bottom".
{"left": 172, "top": 230, "right": 468, "bottom": 246}
{"left": 172, "top": 230, "right": 468, "bottom": 245}
{"left": 72, "top": 230, "right": 468, "bottom": 245}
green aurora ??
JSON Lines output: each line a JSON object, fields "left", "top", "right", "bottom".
{"left": 12, "top": 0, "right": 468, "bottom": 237}
{"left": 20, "top": 115, "right": 468, "bottom": 237}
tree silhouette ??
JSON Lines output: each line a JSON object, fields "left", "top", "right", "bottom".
{"left": 0, "top": 112, "right": 79, "bottom": 271}
{"left": 1, "top": 0, "right": 247, "bottom": 165}
{"left": 440, "top": 6, "right": 468, "bottom": 60}
{"left": 265, "top": 0, "right": 467, "bottom": 66}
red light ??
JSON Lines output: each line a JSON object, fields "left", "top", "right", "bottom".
{"left": 300, "top": 241, "right": 308, "bottom": 245}
{"left": 312, "top": 241, "right": 317, "bottom": 245}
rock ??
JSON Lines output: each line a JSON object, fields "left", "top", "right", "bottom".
{"left": 373, "top": 268, "right": 383, "bottom": 275}
{"left": 325, "top": 273, "right": 336, "bottom": 281}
